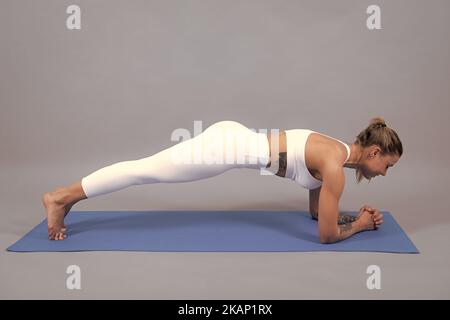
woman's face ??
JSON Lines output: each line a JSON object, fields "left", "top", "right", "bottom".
{"left": 361, "top": 146, "right": 400, "bottom": 180}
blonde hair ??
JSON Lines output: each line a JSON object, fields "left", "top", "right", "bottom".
{"left": 354, "top": 117, "right": 403, "bottom": 183}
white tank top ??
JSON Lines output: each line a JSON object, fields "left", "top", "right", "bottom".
{"left": 284, "top": 129, "right": 350, "bottom": 190}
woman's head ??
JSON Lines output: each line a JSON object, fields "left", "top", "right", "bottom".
{"left": 354, "top": 117, "right": 403, "bottom": 183}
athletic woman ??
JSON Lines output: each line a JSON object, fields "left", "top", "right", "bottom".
{"left": 42, "top": 117, "right": 402, "bottom": 243}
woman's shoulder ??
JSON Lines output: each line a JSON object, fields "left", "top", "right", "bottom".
{"left": 307, "top": 131, "right": 348, "bottom": 174}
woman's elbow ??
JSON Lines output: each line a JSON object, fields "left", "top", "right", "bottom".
{"left": 319, "top": 231, "right": 339, "bottom": 244}
{"left": 320, "top": 236, "right": 335, "bottom": 244}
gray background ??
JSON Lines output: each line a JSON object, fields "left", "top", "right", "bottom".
{"left": 1, "top": 0, "right": 449, "bottom": 299}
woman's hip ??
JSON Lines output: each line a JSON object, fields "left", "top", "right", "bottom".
{"left": 169, "top": 120, "right": 270, "bottom": 168}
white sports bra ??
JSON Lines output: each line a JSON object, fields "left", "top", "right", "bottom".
{"left": 284, "top": 129, "right": 350, "bottom": 190}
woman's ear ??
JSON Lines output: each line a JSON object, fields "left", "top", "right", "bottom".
{"left": 369, "top": 145, "right": 382, "bottom": 158}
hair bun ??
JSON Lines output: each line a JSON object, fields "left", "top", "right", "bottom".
{"left": 369, "top": 117, "right": 386, "bottom": 129}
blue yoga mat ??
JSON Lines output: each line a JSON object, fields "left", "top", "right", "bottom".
{"left": 7, "top": 211, "right": 419, "bottom": 253}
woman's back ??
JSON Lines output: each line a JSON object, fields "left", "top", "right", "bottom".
{"left": 267, "top": 129, "right": 350, "bottom": 189}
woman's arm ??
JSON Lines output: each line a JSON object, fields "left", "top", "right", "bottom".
{"left": 317, "top": 165, "right": 366, "bottom": 243}
{"left": 337, "top": 214, "right": 358, "bottom": 224}
{"left": 309, "top": 186, "right": 321, "bottom": 220}
{"left": 310, "top": 186, "right": 359, "bottom": 224}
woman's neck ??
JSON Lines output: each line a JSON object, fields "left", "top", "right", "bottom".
{"left": 343, "top": 143, "right": 363, "bottom": 169}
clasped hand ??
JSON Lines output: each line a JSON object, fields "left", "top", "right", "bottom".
{"left": 358, "top": 204, "right": 384, "bottom": 230}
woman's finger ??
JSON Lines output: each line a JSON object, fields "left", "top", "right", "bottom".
{"left": 373, "top": 212, "right": 383, "bottom": 219}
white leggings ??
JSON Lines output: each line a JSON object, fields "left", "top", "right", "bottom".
{"left": 81, "top": 121, "right": 272, "bottom": 198}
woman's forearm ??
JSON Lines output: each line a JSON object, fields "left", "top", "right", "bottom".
{"left": 335, "top": 219, "right": 364, "bottom": 242}
{"left": 312, "top": 212, "right": 358, "bottom": 224}
{"left": 337, "top": 213, "right": 358, "bottom": 225}
{"left": 321, "top": 219, "right": 364, "bottom": 244}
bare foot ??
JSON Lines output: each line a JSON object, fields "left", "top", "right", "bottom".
{"left": 42, "top": 189, "right": 73, "bottom": 240}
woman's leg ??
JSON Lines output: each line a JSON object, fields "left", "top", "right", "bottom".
{"left": 43, "top": 120, "right": 269, "bottom": 240}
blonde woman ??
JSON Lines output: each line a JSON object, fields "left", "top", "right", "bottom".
{"left": 43, "top": 117, "right": 402, "bottom": 243}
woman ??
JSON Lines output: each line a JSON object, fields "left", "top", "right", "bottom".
{"left": 43, "top": 117, "right": 402, "bottom": 243}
